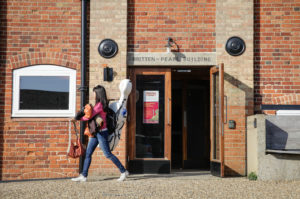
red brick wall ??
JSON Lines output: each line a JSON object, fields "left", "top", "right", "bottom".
{"left": 0, "top": 0, "right": 82, "bottom": 180}
{"left": 254, "top": 0, "right": 300, "bottom": 112}
{"left": 128, "top": 0, "right": 216, "bottom": 52}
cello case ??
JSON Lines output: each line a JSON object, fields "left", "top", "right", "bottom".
{"left": 107, "top": 79, "right": 132, "bottom": 151}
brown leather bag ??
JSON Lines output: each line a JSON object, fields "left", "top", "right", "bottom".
{"left": 67, "top": 121, "right": 85, "bottom": 158}
{"left": 68, "top": 139, "right": 85, "bottom": 158}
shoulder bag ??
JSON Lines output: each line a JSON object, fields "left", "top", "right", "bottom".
{"left": 67, "top": 121, "right": 85, "bottom": 158}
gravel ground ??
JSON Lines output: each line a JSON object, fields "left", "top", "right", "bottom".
{"left": 1, "top": 171, "right": 300, "bottom": 199}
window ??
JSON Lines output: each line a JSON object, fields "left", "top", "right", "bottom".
{"left": 12, "top": 65, "right": 76, "bottom": 117}
{"left": 276, "top": 110, "right": 300, "bottom": 116}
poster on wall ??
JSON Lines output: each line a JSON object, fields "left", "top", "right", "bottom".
{"left": 143, "top": 90, "right": 159, "bottom": 124}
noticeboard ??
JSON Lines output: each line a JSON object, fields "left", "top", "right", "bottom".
{"left": 143, "top": 90, "right": 159, "bottom": 124}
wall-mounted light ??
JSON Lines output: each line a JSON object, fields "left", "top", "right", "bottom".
{"left": 165, "top": 37, "right": 174, "bottom": 53}
{"left": 102, "top": 64, "right": 113, "bottom": 82}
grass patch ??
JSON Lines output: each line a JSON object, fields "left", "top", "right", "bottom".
{"left": 248, "top": 172, "right": 257, "bottom": 181}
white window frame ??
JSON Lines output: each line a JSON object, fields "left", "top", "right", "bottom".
{"left": 12, "top": 65, "right": 76, "bottom": 117}
{"left": 276, "top": 110, "right": 300, "bottom": 116}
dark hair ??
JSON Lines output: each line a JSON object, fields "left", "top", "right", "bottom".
{"left": 93, "top": 85, "right": 108, "bottom": 112}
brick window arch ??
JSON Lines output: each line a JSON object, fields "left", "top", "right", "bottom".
{"left": 272, "top": 94, "right": 300, "bottom": 105}
{"left": 8, "top": 52, "right": 80, "bottom": 70}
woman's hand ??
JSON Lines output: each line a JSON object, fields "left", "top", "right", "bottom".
{"left": 69, "top": 118, "right": 76, "bottom": 122}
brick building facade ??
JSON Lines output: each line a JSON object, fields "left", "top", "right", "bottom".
{"left": 0, "top": 0, "right": 299, "bottom": 180}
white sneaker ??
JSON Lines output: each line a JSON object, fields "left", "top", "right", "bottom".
{"left": 71, "top": 174, "right": 87, "bottom": 182}
{"left": 117, "top": 170, "right": 129, "bottom": 182}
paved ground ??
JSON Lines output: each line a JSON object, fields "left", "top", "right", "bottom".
{"left": 1, "top": 171, "right": 300, "bottom": 199}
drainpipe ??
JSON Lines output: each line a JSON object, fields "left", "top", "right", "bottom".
{"left": 79, "top": 0, "right": 88, "bottom": 173}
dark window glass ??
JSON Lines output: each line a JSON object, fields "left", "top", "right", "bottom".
{"left": 136, "top": 75, "right": 165, "bottom": 158}
{"left": 19, "top": 76, "right": 69, "bottom": 110}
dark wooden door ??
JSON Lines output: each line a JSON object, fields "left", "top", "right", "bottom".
{"left": 128, "top": 68, "right": 172, "bottom": 173}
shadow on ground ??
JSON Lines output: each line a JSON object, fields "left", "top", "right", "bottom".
{"left": 88, "top": 170, "right": 214, "bottom": 182}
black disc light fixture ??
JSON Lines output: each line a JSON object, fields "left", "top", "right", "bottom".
{"left": 98, "top": 39, "right": 118, "bottom": 59}
{"left": 225, "top": 36, "right": 246, "bottom": 56}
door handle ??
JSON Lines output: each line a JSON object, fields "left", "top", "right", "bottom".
{"left": 224, "top": 95, "right": 227, "bottom": 124}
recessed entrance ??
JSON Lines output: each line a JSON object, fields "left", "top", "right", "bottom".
{"left": 128, "top": 66, "right": 224, "bottom": 175}
{"left": 171, "top": 68, "right": 210, "bottom": 170}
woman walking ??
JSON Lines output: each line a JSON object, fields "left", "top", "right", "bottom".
{"left": 71, "top": 85, "right": 129, "bottom": 182}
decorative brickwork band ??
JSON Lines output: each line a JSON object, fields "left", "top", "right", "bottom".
{"left": 272, "top": 94, "right": 300, "bottom": 105}
{"left": 8, "top": 52, "right": 80, "bottom": 70}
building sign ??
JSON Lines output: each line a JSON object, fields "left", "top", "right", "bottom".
{"left": 143, "top": 91, "right": 159, "bottom": 124}
{"left": 127, "top": 52, "right": 216, "bottom": 66}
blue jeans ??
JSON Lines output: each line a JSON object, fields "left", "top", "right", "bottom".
{"left": 82, "top": 130, "right": 126, "bottom": 177}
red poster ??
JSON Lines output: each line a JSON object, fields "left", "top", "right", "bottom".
{"left": 143, "top": 91, "right": 159, "bottom": 124}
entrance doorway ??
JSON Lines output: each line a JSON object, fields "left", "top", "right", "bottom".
{"left": 128, "top": 66, "right": 224, "bottom": 175}
{"left": 171, "top": 68, "right": 210, "bottom": 170}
